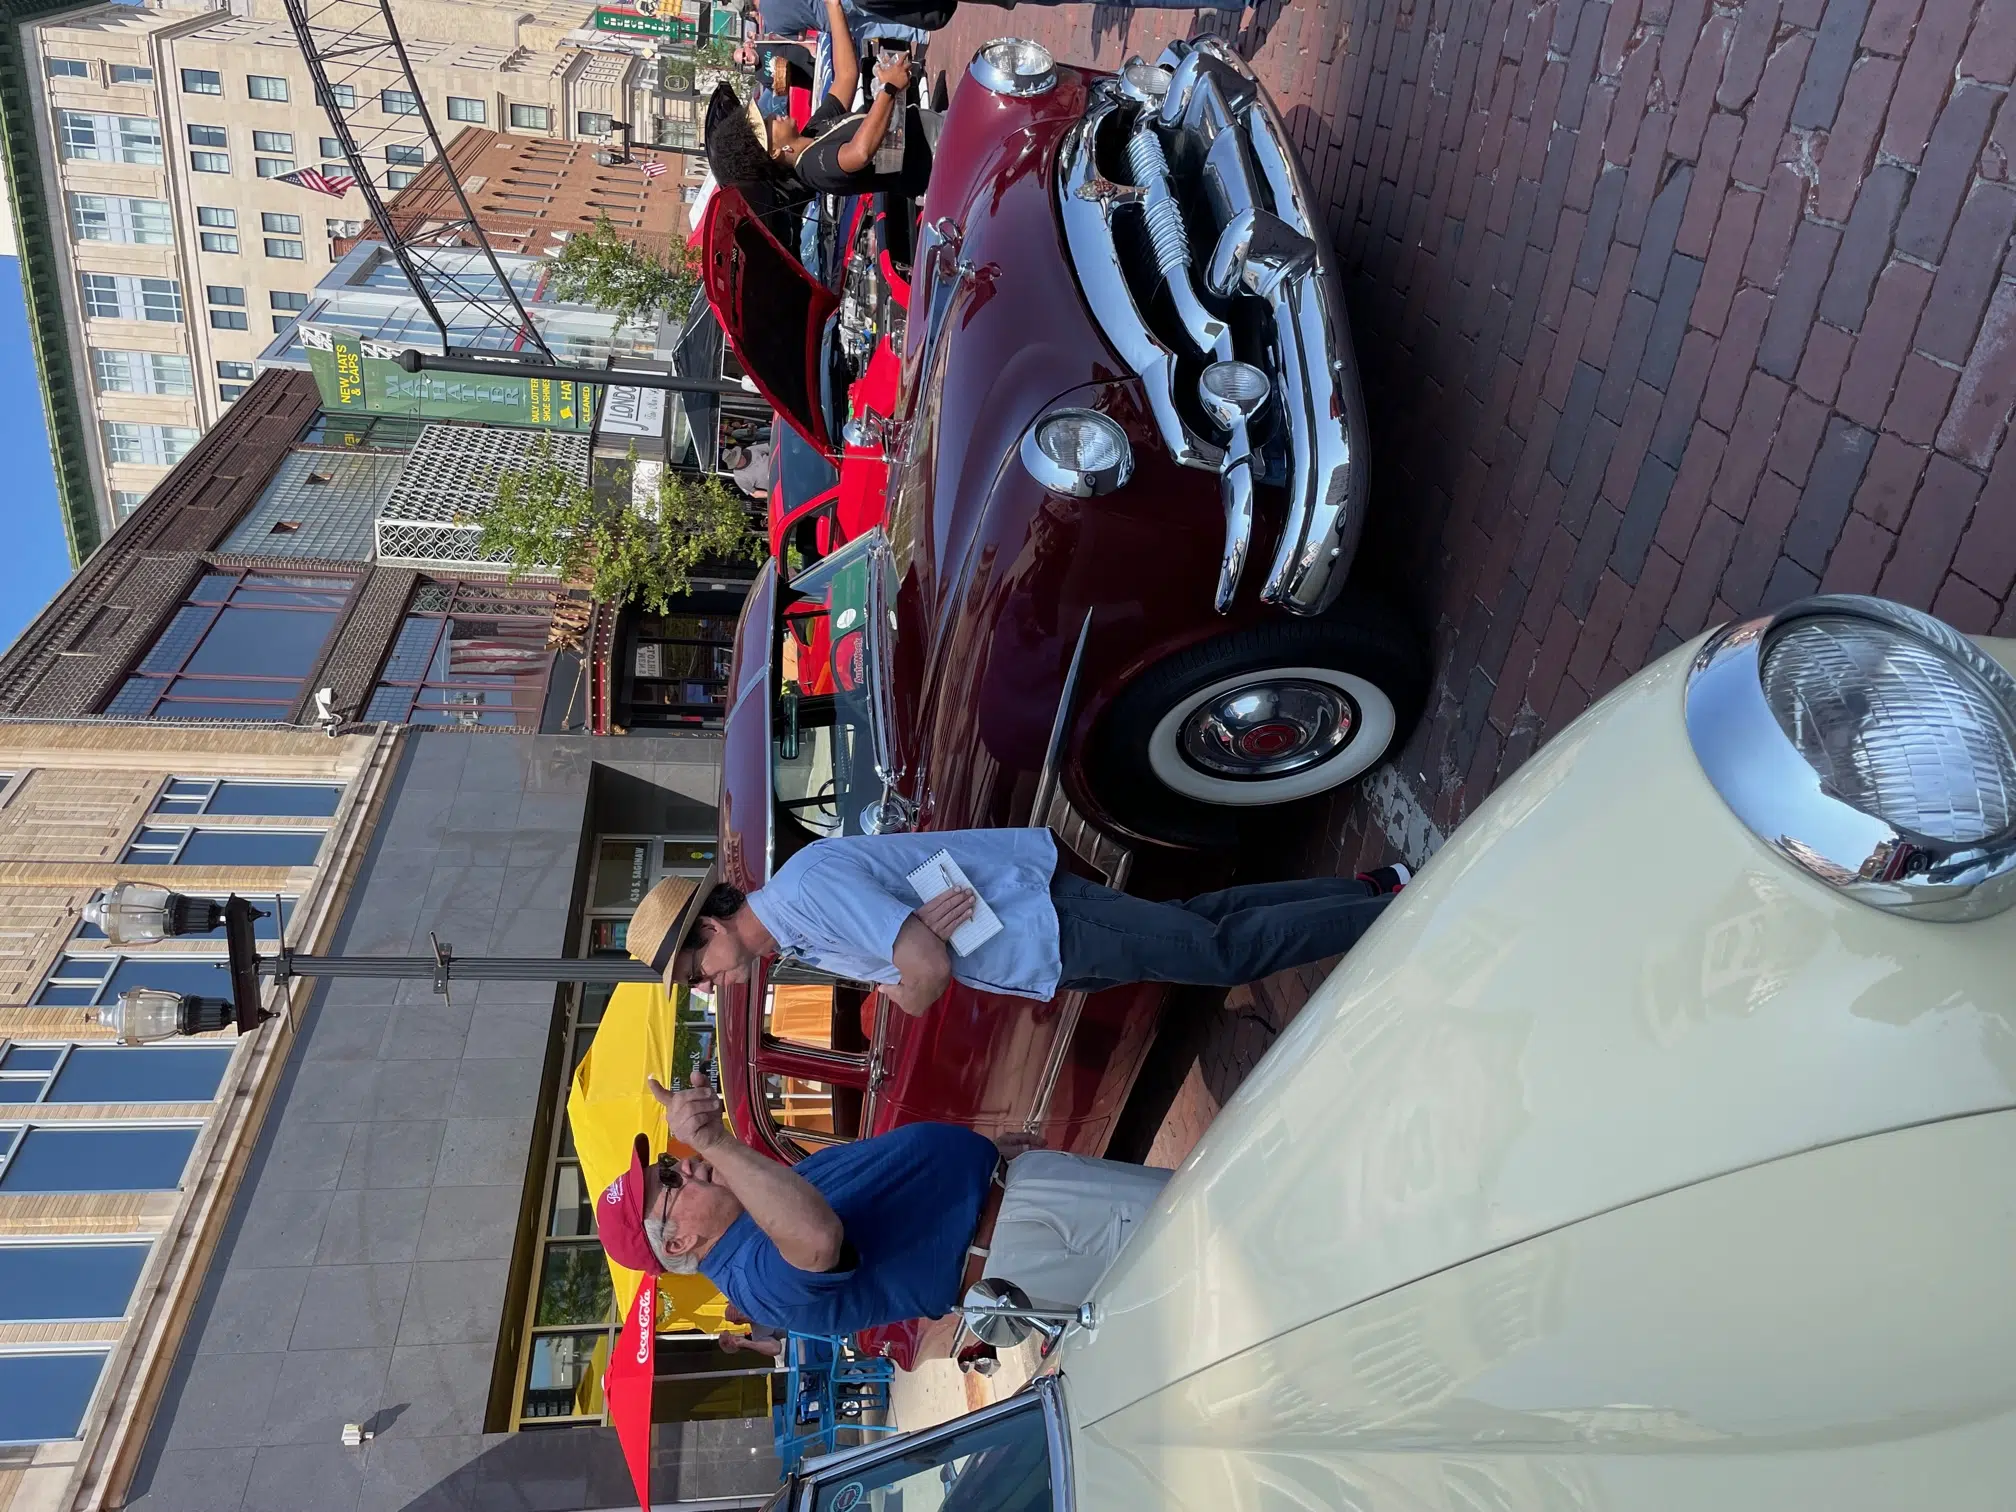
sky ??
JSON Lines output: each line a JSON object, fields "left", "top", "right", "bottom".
{"left": 0, "top": 255, "right": 75, "bottom": 652}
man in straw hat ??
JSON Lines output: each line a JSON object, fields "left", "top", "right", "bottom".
{"left": 624, "top": 830, "right": 1406, "bottom": 1021}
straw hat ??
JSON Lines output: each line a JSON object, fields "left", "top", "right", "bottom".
{"left": 627, "top": 866, "right": 719, "bottom": 982}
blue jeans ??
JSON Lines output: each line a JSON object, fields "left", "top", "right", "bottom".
{"left": 1051, "top": 872, "right": 1388, "bottom": 992}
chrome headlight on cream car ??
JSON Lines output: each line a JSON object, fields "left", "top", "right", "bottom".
{"left": 1686, "top": 594, "right": 2016, "bottom": 919}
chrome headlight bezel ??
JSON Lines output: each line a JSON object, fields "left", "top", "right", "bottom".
{"left": 1020, "top": 407, "right": 1134, "bottom": 498}
{"left": 1684, "top": 593, "right": 2016, "bottom": 920}
{"left": 969, "top": 39, "right": 1056, "bottom": 98}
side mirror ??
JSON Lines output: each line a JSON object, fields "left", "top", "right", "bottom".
{"left": 962, "top": 1278, "right": 1036, "bottom": 1348}
{"left": 960, "top": 1278, "right": 1095, "bottom": 1349}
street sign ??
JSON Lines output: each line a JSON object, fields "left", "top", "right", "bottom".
{"left": 300, "top": 326, "right": 596, "bottom": 432}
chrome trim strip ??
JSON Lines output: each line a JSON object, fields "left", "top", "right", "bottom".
{"left": 1216, "top": 454, "right": 1254, "bottom": 612}
{"left": 1684, "top": 593, "right": 2016, "bottom": 920}
{"left": 1029, "top": 609, "right": 1097, "bottom": 827}
{"left": 1037, "top": 1374, "right": 1077, "bottom": 1512}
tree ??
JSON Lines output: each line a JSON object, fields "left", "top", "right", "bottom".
{"left": 545, "top": 214, "right": 702, "bottom": 327}
{"left": 475, "top": 446, "right": 758, "bottom": 614}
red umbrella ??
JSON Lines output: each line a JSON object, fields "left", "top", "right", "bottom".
{"left": 605, "top": 1273, "right": 658, "bottom": 1510}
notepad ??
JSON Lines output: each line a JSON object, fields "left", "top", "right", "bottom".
{"left": 905, "top": 849, "right": 1004, "bottom": 957}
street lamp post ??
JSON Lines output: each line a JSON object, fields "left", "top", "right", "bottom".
{"left": 84, "top": 883, "right": 658, "bottom": 1044}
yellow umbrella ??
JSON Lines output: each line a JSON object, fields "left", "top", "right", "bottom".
{"left": 567, "top": 981, "right": 737, "bottom": 1335}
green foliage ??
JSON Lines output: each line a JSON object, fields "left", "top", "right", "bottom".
{"left": 477, "top": 444, "right": 758, "bottom": 614}
{"left": 544, "top": 214, "right": 701, "bottom": 327}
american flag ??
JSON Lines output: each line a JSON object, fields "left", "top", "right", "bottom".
{"left": 640, "top": 159, "right": 667, "bottom": 180}
{"left": 276, "top": 165, "right": 356, "bottom": 198}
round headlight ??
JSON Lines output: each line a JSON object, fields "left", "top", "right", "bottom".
{"left": 1199, "top": 360, "right": 1270, "bottom": 428}
{"left": 1020, "top": 408, "right": 1133, "bottom": 497}
{"left": 1761, "top": 614, "right": 2016, "bottom": 844}
{"left": 970, "top": 39, "right": 1056, "bottom": 97}
{"left": 1684, "top": 593, "right": 2016, "bottom": 919}
{"left": 1119, "top": 58, "right": 1173, "bottom": 103}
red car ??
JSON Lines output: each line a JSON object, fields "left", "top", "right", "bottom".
{"left": 707, "top": 37, "right": 1427, "bottom": 1362}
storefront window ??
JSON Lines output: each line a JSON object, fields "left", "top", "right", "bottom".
{"left": 367, "top": 580, "right": 565, "bottom": 729}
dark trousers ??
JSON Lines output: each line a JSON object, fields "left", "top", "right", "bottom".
{"left": 1051, "top": 872, "right": 1389, "bottom": 993}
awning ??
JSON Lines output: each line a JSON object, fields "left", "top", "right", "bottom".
{"left": 566, "top": 981, "right": 735, "bottom": 1333}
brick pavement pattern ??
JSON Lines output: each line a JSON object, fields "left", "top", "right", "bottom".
{"left": 929, "top": 0, "right": 2015, "bottom": 1147}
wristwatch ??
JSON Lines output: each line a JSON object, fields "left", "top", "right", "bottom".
{"left": 880, "top": 81, "right": 901, "bottom": 99}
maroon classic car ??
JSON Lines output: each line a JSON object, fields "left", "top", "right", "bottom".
{"left": 708, "top": 37, "right": 1426, "bottom": 1357}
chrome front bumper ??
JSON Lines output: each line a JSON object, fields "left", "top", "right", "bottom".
{"left": 1056, "top": 37, "right": 1368, "bottom": 617}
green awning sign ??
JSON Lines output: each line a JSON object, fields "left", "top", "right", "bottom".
{"left": 301, "top": 326, "right": 595, "bottom": 432}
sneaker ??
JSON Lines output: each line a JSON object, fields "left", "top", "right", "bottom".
{"left": 1357, "top": 862, "right": 1411, "bottom": 894}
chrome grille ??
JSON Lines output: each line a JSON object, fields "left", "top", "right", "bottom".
{"left": 1055, "top": 38, "right": 1368, "bottom": 617}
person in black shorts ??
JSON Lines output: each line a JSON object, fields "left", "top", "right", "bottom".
{"left": 759, "top": 0, "right": 928, "bottom": 197}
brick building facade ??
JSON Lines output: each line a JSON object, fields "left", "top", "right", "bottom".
{"left": 354, "top": 124, "right": 706, "bottom": 261}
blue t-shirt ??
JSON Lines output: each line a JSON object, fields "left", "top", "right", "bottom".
{"left": 746, "top": 829, "right": 1064, "bottom": 1000}
{"left": 701, "top": 1123, "right": 997, "bottom": 1335}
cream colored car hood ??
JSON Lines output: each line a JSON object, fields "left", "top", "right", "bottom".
{"left": 1056, "top": 637, "right": 2016, "bottom": 1439}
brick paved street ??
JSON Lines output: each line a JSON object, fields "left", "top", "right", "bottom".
{"left": 931, "top": 0, "right": 2016, "bottom": 1158}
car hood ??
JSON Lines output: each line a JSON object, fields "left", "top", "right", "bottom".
{"left": 1054, "top": 634, "right": 2016, "bottom": 1432}
{"left": 718, "top": 559, "right": 779, "bottom": 895}
{"left": 703, "top": 186, "right": 836, "bottom": 457}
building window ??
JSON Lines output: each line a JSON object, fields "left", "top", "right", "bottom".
{"left": 101, "top": 423, "right": 199, "bottom": 466}
{"left": 200, "top": 231, "right": 238, "bottom": 253}
{"left": 576, "top": 111, "right": 613, "bottom": 137}
{"left": 246, "top": 74, "right": 289, "bottom": 102}
{"left": 197, "top": 207, "right": 236, "bottom": 230}
{"left": 180, "top": 67, "right": 222, "bottom": 95}
{"left": 297, "top": 413, "right": 425, "bottom": 450}
{"left": 90, "top": 350, "right": 194, "bottom": 397}
{"left": 447, "top": 96, "right": 484, "bottom": 122}
{"left": 384, "top": 170, "right": 415, "bottom": 189}
{"left": 58, "top": 111, "right": 163, "bottom": 165}
{"left": 328, "top": 82, "right": 355, "bottom": 108}
{"left": 0, "top": 1043, "right": 231, "bottom": 1100}
{"left": 0, "top": 1353, "right": 109, "bottom": 1442}
{"left": 110, "top": 64, "right": 152, "bottom": 84}
{"left": 112, "top": 490, "right": 147, "bottom": 517}
{"left": 318, "top": 136, "right": 342, "bottom": 157}
{"left": 0, "top": 1244, "right": 150, "bottom": 1323}
{"left": 154, "top": 777, "right": 342, "bottom": 817}
{"left": 380, "top": 88, "right": 419, "bottom": 115}
{"left": 262, "top": 212, "right": 302, "bottom": 234}
{"left": 220, "top": 384, "right": 246, "bottom": 402}
{"left": 508, "top": 103, "right": 549, "bottom": 131}
{"left": 189, "top": 150, "right": 230, "bottom": 173}
{"left": 105, "top": 569, "right": 356, "bottom": 721}
{"left": 270, "top": 291, "right": 307, "bottom": 311}
{"left": 68, "top": 194, "right": 174, "bottom": 246}
{"left": 210, "top": 310, "right": 248, "bottom": 330}
{"left": 264, "top": 238, "right": 305, "bottom": 259}
{"left": 270, "top": 315, "right": 295, "bottom": 334}
{"left": 46, "top": 57, "right": 88, "bottom": 79}
{"left": 0, "top": 1126, "right": 199, "bottom": 1193}
{"left": 385, "top": 144, "right": 424, "bottom": 166}
{"left": 217, "top": 360, "right": 253, "bottom": 380}
{"left": 122, "top": 828, "right": 325, "bottom": 867}
{"left": 367, "top": 580, "right": 561, "bottom": 728}
{"left": 206, "top": 284, "right": 243, "bottom": 305}
{"left": 186, "top": 123, "right": 227, "bottom": 147}
{"left": 252, "top": 129, "right": 293, "bottom": 153}
{"left": 254, "top": 156, "right": 295, "bottom": 178}
{"left": 80, "top": 273, "right": 182, "bottom": 323}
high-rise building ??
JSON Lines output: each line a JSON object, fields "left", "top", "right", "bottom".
{"left": 9, "top": 0, "right": 710, "bottom": 560}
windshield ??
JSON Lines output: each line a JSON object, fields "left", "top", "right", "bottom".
{"left": 773, "top": 538, "right": 883, "bottom": 844}
{"left": 809, "top": 1396, "right": 1053, "bottom": 1512}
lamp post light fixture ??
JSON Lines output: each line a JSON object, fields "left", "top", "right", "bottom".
{"left": 81, "top": 887, "right": 660, "bottom": 1043}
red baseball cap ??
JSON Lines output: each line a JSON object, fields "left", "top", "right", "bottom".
{"left": 596, "top": 1133, "right": 666, "bottom": 1275}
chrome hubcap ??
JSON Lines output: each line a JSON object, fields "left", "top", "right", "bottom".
{"left": 1179, "top": 679, "right": 1358, "bottom": 779}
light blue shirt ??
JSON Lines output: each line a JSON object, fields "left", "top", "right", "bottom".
{"left": 746, "top": 830, "right": 1062, "bottom": 1000}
